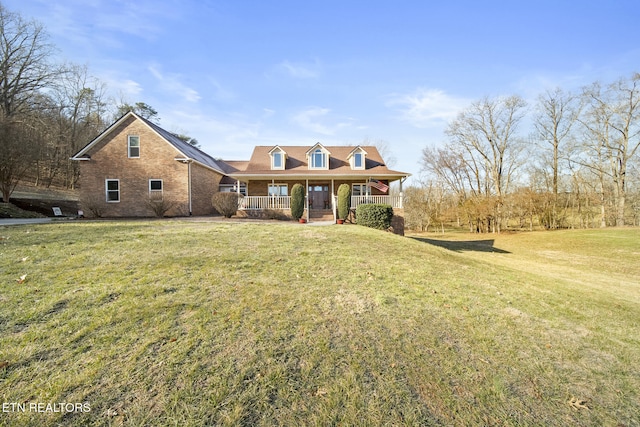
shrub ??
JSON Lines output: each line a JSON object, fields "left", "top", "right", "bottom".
{"left": 212, "top": 192, "right": 240, "bottom": 218}
{"left": 356, "top": 204, "right": 394, "bottom": 230}
{"left": 146, "top": 197, "right": 176, "bottom": 218}
{"left": 82, "top": 195, "right": 104, "bottom": 218}
{"left": 337, "top": 183, "right": 351, "bottom": 220}
{"left": 290, "top": 183, "right": 305, "bottom": 220}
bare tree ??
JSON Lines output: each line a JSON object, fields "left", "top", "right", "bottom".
{"left": 580, "top": 73, "right": 640, "bottom": 226}
{"left": 44, "top": 64, "right": 108, "bottom": 188}
{"left": 533, "top": 88, "right": 581, "bottom": 228}
{"left": 534, "top": 88, "right": 581, "bottom": 195}
{"left": 362, "top": 137, "right": 397, "bottom": 168}
{"left": 0, "top": 4, "right": 60, "bottom": 201}
{"left": 444, "top": 95, "right": 527, "bottom": 232}
{"left": 0, "top": 120, "right": 41, "bottom": 202}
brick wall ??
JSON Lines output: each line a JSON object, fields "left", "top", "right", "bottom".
{"left": 78, "top": 115, "right": 190, "bottom": 217}
{"left": 191, "top": 163, "right": 222, "bottom": 216}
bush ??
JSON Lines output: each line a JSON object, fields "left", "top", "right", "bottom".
{"left": 146, "top": 197, "right": 176, "bottom": 218}
{"left": 290, "top": 183, "right": 305, "bottom": 220}
{"left": 337, "top": 183, "right": 351, "bottom": 220}
{"left": 356, "top": 204, "right": 394, "bottom": 230}
{"left": 212, "top": 192, "right": 240, "bottom": 218}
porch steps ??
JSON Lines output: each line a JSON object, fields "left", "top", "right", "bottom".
{"left": 309, "top": 209, "right": 334, "bottom": 222}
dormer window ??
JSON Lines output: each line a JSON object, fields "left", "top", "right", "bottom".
{"left": 354, "top": 152, "right": 363, "bottom": 168}
{"left": 273, "top": 152, "right": 282, "bottom": 168}
{"left": 307, "top": 143, "right": 330, "bottom": 170}
{"left": 348, "top": 146, "right": 367, "bottom": 170}
{"left": 310, "top": 149, "right": 325, "bottom": 168}
{"left": 269, "top": 146, "right": 287, "bottom": 170}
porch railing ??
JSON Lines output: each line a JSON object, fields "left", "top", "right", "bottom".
{"left": 351, "top": 195, "right": 403, "bottom": 208}
{"left": 239, "top": 195, "right": 403, "bottom": 210}
{"left": 239, "top": 196, "right": 291, "bottom": 210}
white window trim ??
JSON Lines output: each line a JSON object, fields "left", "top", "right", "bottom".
{"left": 351, "top": 152, "right": 365, "bottom": 170}
{"left": 309, "top": 148, "right": 328, "bottom": 170}
{"left": 149, "top": 179, "right": 163, "bottom": 199}
{"left": 268, "top": 183, "right": 288, "bottom": 196}
{"left": 352, "top": 183, "right": 369, "bottom": 196}
{"left": 128, "top": 135, "right": 140, "bottom": 158}
{"left": 105, "top": 179, "right": 120, "bottom": 203}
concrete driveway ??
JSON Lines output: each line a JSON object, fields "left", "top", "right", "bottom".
{"left": 0, "top": 218, "right": 52, "bottom": 226}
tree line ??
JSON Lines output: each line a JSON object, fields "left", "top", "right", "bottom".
{"left": 406, "top": 73, "right": 640, "bottom": 231}
{"left": 0, "top": 4, "right": 189, "bottom": 202}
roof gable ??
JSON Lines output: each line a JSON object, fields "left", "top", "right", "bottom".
{"left": 71, "top": 112, "right": 225, "bottom": 174}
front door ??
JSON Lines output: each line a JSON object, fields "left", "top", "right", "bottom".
{"left": 308, "top": 185, "right": 329, "bottom": 209}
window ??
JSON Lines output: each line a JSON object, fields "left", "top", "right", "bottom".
{"left": 219, "top": 184, "right": 247, "bottom": 195}
{"left": 272, "top": 152, "right": 283, "bottom": 169}
{"left": 349, "top": 148, "right": 366, "bottom": 170}
{"left": 269, "top": 146, "right": 287, "bottom": 170}
{"left": 149, "top": 179, "right": 163, "bottom": 199}
{"left": 352, "top": 183, "right": 368, "bottom": 197}
{"left": 106, "top": 179, "right": 120, "bottom": 202}
{"left": 128, "top": 135, "right": 140, "bottom": 158}
{"left": 268, "top": 184, "right": 288, "bottom": 196}
{"left": 354, "top": 152, "right": 363, "bottom": 168}
{"left": 310, "top": 148, "right": 326, "bottom": 169}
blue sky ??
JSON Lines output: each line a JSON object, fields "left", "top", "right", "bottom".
{"left": 6, "top": 0, "right": 640, "bottom": 180}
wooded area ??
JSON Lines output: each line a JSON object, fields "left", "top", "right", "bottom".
{"left": 408, "top": 76, "right": 640, "bottom": 231}
{"left": 0, "top": 4, "right": 172, "bottom": 203}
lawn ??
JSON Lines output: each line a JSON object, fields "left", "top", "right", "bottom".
{"left": 0, "top": 221, "right": 638, "bottom": 426}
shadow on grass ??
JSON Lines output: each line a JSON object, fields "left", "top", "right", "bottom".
{"left": 412, "top": 237, "right": 511, "bottom": 254}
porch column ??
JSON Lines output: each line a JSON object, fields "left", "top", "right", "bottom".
{"left": 331, "top": 179, "right": 335, "bottom": 223}
{"left": 305, "top": 179, "right": 309, "bottom": 222}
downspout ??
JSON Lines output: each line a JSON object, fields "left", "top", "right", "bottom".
{"left": 188, "top": 160, "right": 193, "bottom": 215}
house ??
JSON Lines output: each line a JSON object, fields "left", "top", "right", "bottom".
{"left": 72, "top": 113, "right": 410, "bottom": 232}
{"left": 224, "top": 143, "right": 409, "bottom": 224}
{"left": 71, "top": 112, "right": 226, "bottom": 217}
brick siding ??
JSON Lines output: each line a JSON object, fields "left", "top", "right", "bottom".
{"left": 78, "top": 115, "right": 220, "bottom": 217}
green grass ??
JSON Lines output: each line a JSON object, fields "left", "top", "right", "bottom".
{"left": 0, "top": 221, "right": 639, "bottom": 426}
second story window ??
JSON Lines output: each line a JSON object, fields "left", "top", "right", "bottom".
{"left": 273, "top": 152, "right": 283, "bottom": 169}
{"left": 349, "top": 147, "right": 367, "bottom": 170}
{"left": 128, "top": 135, "right": 140, "bottom": 158}
{"left": 354, "top": 152, "right": 363, "bottom": 168}
{"left": 269, "top": 146, "right": 286, "bottom": 170}
{"left": 310, "top": 148, "right": 326, "bottom": 169}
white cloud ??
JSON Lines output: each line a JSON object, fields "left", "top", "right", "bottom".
{"left": 291, "top": 107, "right": 335, "bottom": 135}
{"left": 148, "top": 64, "right": 201, "bottom": 103}
{"left": 387, "top": 88, "right": 470, "bottom": 128}
{"left": 98, "top": 71, "right": 143, "bottom": 97}
{"left": 276, "top": 60, "right": 321, "bottom": 79}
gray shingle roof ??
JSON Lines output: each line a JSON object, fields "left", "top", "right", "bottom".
{"left": 136, "top": 114, "right": 225, "bottom": 174}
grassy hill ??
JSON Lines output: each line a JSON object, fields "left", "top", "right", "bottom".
{"left": 0, "top": 221, "right": 638, "bottom": 426}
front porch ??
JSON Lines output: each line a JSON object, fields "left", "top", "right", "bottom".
{"left": 238, "top": 194, "right": 404, "bottom": 211}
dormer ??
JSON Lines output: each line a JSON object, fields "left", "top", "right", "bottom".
{"left": 306, "top": 143, "right": 330, "bottom": 170}
{"left": 347, "top": 146, "right": 368, "bottom": 170}
{"left": 269, "top": 146, "right": 287, "bottom": 170}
